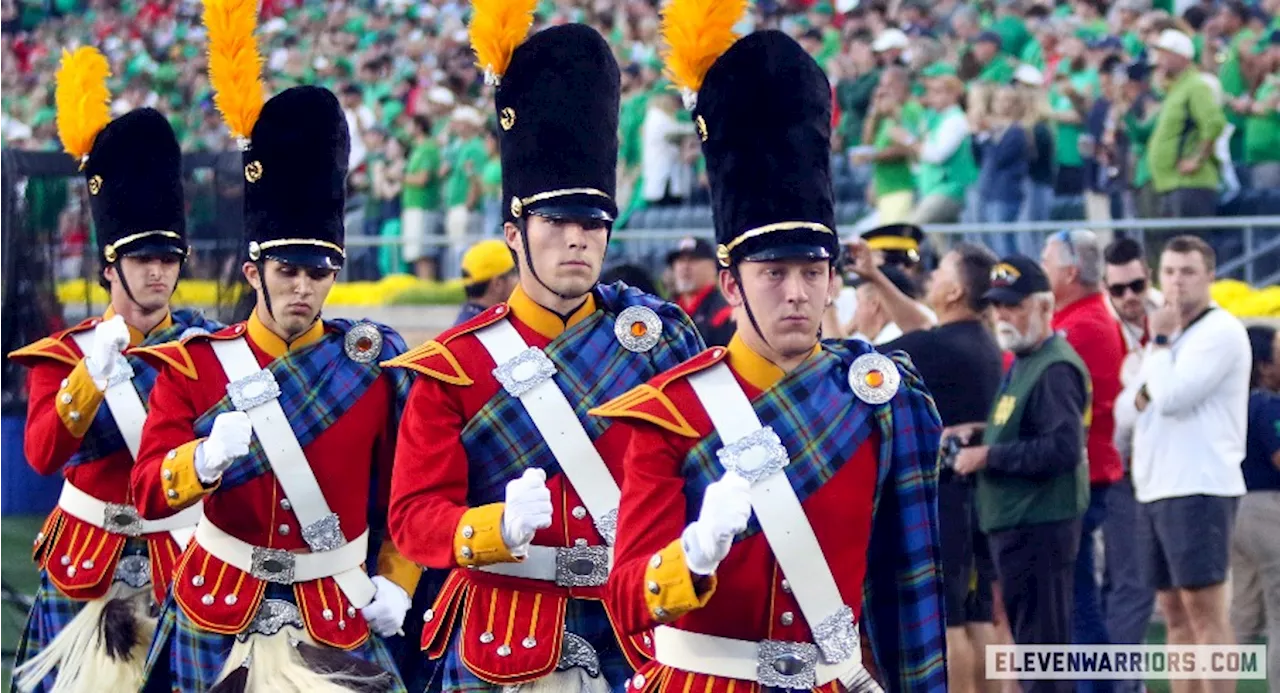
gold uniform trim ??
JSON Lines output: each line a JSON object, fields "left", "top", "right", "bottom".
{"left": 509, "top": 187, "right": 613, "bottom": 219}
{"left": 247, "top": 239, "right": 347, "bottom": 261}
{"left": 716, "top": 221, "right": 836, "bottom": 266}
{"left": 103, "top": 230, "right": 186, "bottom": 263}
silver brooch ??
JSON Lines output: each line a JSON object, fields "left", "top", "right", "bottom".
{"left": 848, "top": 353, "right": 900, "bottom": 405}
{"left": 614, "top": 306, "right": 662, "bottom": 353}
{"left": 113, "top": 555, "right": 151, "bottom": 589}
{"left": 493, "top": 347, "right": 557, "bottom": 398}
{"left": 717, "top": 426, "right": 790, "bottom": 484}
{"left": 344, "top": 322, "right": 383, "bottom": 364}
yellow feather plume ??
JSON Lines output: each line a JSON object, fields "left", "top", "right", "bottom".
{"left": 468, "top": 0, "right": 537, "bottom": 84}
{"left": 203, "top": 0, "right": 264, "bottom": 141}
{"left": 54, "top": 47, "right": 112, "bottom": 164}
{"left": 661, "top": 0, "right": 749, "bottom": 102}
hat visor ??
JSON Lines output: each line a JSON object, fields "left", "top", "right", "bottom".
{"left": 983, "top": 286, "right": 1028, "bottom": 306}
{"left": 262, "top": 247, "right": 344, "bottom": 271}
{"left": 666, "top": 248, "right": 717, "bottom": 265}
{"left": 528, "top": 204, "right": 615, "bottom": 224}
{"left": 119, "top": 240, "right": 188, "bottom": 259}
{"left": 739, "top": 244, "right": 833, "bottom": 264}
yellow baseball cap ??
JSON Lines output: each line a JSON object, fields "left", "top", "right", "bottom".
{"left": 461, "top": 239, "right": 516, "bottom": 286}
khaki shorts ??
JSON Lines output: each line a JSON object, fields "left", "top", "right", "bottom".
{"left": 401, "top": 207, "right": 443, "bottom": 263}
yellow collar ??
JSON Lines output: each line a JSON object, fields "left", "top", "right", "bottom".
{"left": 247, "top": 309, "right": 326, "bottom": 359}
{"left": 506, "top": 284, "right": 597, "bottom": 341}
{"left": 726, "top": 334, "right": 821, "bottom": 393}
{"left": 104, "top": 306, "right": 173, "bottom": 347}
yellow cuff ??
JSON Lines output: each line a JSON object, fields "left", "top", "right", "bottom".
{"left": 644, "top": 538, "right": 717, "bottom": 623}
{"left": 454, "top": 503, "right": 519, "bottom": 568}
{"left": 55, "top": 360, "right": 105, "bottom": 438}
{"left": 161, "top": 439, "right": 218, "bottom": 510}
{"left": 377, "top": 537, "right": 422, "bottom": 596}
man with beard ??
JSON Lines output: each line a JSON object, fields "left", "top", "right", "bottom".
{"left": 381, "top": 19, "right": 704, "bottom": 693}
{"left": 130, "top": 7, "right": 418, "bottom": 688}
{"left": 667, "top": 237, "right": 734, "bottom": 347}
{"left": 9, "top": 47, "right": 222, "bottom": 693}
{"left": 952, "top": 254, "right": 1090, "bottom": 693}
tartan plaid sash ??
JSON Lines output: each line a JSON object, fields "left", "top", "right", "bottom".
{"left": 193, "top": 319, "right": 410, "bottom": 491}
{"left": 678, "top": 341, "right": 882, "bottom": 539}
{"left": 461, "top": 282, "right": 704, "bottom": 505}
{"left": 67, "top": 309, "right": 224, "bottom": 468}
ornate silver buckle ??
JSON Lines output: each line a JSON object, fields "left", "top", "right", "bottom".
{"left": 557, "top": 632, "right": 602, "bottom": 677}
{"left": 813, "top": 605, "right": 859, "bottom": 664}
{"left": 717, "top": 426, "right": 790, "bottom": 484}
{"left": 757, "top": 640, "right": 819, "bottom": 689}
{"left": 249, "top": 546, "right": 296, "bottom": 584}
{"left": 238, "top": 599, "right": 304, "bottom": 642}
{"left": 492, "top": 348, "right": 556, "bottom": 398}
{"left": 300, "top": 513, "right": 344, "bottom": 552}
{"left": 102, "top": 503, "right": 144, "bottom": 537}
{"left": 593, "top": 508, "right": 618, "bottom": 546}
{"left": 105, "top": 354, "right": 135, "bottom": 389}
{"left": 227, "top": 369, "right": 281, "bottom": 411}
{"left": 554, "top": 545, "right": 610, "bottom": 587}
{"left": 113, "top": 555, "right": 151, "bottom": 589}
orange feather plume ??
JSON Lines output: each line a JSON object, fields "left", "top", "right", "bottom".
{"left": 468, "top": 0, "right": 537, "bottom": 85}
{"left": 661, "top": 0, "right": 749, "bottom": 107}
{"left": 54, "top": 47, "right": 112, "bottom": 165}
{"left": 203, "top": 0, "right": 264, "bottom": 142}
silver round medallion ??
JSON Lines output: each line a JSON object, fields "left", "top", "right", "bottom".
{"left": 344, "top": 322, "right": 383, "bottom": 364}
{"left": 614, "top": 306, "right": 662, "bottom": 353}
{"left": 848, "top": 352, "right": 900, "bottom": 405}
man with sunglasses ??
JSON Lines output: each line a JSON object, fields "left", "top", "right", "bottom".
{"left": 1100, "top": 238, "right": 1160, "bottom": 693}
{"left": 1040, "top": 229, "right": 1124, "bottom": 683}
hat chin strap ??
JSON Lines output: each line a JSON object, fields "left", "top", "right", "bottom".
{"left": 730, "top": 263, "right": 776, "bottom": 354}
{"left": 518, "top": 218, "right": 596, "bottom": 303}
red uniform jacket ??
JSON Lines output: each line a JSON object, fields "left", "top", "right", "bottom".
{"left": 129, "top": 314, "right": 418, "bottom": 650}
{"left": 9, "top": 311, "right": 187, "bottom": 604}
{"left": 592, "top": 337, "right": 883, "bottom": 693}
{"left": 385, "top": 286, "right": 684, "bottom": 685}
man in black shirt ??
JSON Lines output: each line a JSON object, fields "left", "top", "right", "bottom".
{"left": 880, "top": 242, "right": 1006, "bottom": 693}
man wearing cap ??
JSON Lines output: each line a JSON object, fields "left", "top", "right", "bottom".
{"left": 907, "top": 64, "right": 979, "bottom": 225}
{"left": 668, "top": 237, "right": 734, "bottom": 347}
{"left": 593, "top": 21, "right": 946, "bottom": 693}
{"left": 952, "top": 255, "right": 1090, "bottom": 693}
{"left": 456, "top": 239, "right": 517, "bottom": 326}
{"left": 871, "top": 27, "right": 909, "bottom": 66}
{"left": 1147, "top": 28, "right": 1227, "bottom": 220}
{"left": 973, "top": 31, "right": 1016, "bottom": 83}
{"left": 382, "top": 21, "right": 705, "bottom": 693}
{"left": 131, "top": 14, "right": 418, "bottom": 687}
{"left": 9, "top": 48, "right": 223, "bottom": 693}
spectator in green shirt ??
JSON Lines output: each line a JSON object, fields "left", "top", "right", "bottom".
{"left": 1046, "top": 35, "right": 1097, "bottom": 204}
{"left": 1119, "top": 61, "right": 1163, "bottom": 218}
{"left": 401, "top": 114, "right": 444, "bottom": 280}
{"left": 1213, "top": 1, "right": 1267, "bottom": 163}
{"left": 478, "top": 128, "right": 505, "bottom": 238}
{"left": 441, "top": 105, "right": 489, "bottom": 278}
{"left": 1147, "top": 29, "right": 1227, "bottom": 218}
{"left": 854, "top": 67, "right": 921, "bottom": 224}
{"left": 1241, "top": 33, "right": 1280, "bottom": 188}
{"left": 971, "top": 31, "right": 1016, "bottom": 83}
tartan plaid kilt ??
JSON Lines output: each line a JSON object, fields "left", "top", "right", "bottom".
{"left": 436, "top": 598, "right": 634, "bottom": 693}
{"left": 141, "top": 586, "right": 407, "bottom": 693}
{"left": 11, "top": 571, "right": 86, "bottom": 693}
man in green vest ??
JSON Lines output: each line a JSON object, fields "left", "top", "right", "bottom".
{"left": 951, "top": 254, "right": 1091, "bottom": 693}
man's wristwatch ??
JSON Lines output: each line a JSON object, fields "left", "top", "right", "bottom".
{"left": 1153, "top": 334, "right": 1170, "bottom": 347}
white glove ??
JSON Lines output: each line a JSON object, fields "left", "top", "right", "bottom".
{"left": 84, "top": 315, "right": 130, "bottom": 389}
{"left": 500, "top": 468, "right": 553, "bottom": 556}
{"left": 681, "top": 472, "right": 753, "bottom": 575}
{"left": 195, "top": 412, "right": 252, "bottom": 484}
{"left": 360, "top": 575, "right": 411, "bottom": 637}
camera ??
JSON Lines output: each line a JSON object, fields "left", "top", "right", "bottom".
{"left": 939, "top": 433, "right": 972, "bottom": 483}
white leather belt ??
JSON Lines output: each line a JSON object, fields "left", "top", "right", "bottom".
{"left": 58, "top": 481, "right": 202, "bottom": 542}
{"left": 474, "top": 318, "right": 620, "bottom": 544}
{"left": 477, "top": 544, "right": 612, "bottom": 587}
{"left": 653, "top": 626, "right": 859, "bottom": 688}
{"left": 686, "top": 362, "right": 874, "bottom": 688}
{"left": 194, "top": 517, "right": 371, "bottom": 588}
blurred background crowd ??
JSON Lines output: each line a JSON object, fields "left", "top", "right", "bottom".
{"left": 2, "top": 0, "right": 1279, "bottom": 285}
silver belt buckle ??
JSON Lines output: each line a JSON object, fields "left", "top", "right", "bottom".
{"left": 757, "top": 640, "right": 819, "bottom": 689}
{"left": 554, "top": 545, "right": 609, "bottom": 587}
{"left": 250, "top": 546, "right": 296, "bottom": 584}
{"left": 102, "top": 503, "right": 144, "bottom": 537}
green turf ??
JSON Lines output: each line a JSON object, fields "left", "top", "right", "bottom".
{"left": 2, "top": 515, "right": 47, "bottom": 691}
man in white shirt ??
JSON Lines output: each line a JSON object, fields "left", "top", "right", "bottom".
{"left": 640, "top": 90, "right": 696, "bottom": 205}
{"left": 1118, "top": 235, "right": 1251, "bottom": 693}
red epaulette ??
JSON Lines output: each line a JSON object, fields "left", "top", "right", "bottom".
{"left": 380, "top": 303, "right": 511, "bottom": 385}
{"left": 7, "top": 317, "right": 99, "bottom": 368}
{"left": 588, "top": 346, "right": 728, "bottom": 438}
{"left": 128, "top": 322, "right": 245, "bottom": 380}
